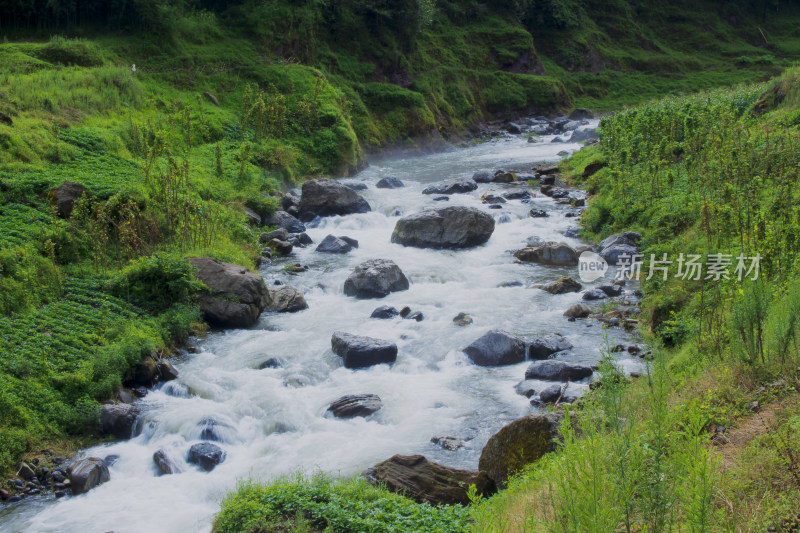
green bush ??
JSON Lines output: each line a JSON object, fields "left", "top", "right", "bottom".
{"left": 214, "top": 475, "right": 471, "bottom": 533}
{"left": 109, "top": 252, "right": 204, "bottom": 312}
{"left": 0, "top": 245, "right": 61, "bottom": 316}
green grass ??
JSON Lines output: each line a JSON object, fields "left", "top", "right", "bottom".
{"left": 214, "top": 475, "right": 472, "bottom": 533}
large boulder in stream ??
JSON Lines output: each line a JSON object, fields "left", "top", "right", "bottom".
{"left": 332, "top": 332, "right": 398, "bottom": 369}
{"left": 463, "top": 329, "right": 526, "bottom": 366}
{"left": 153, "top": 450, "right": 180, "bottom": 475}
{"left": 68, "top": 457, "right": 110, "bottom": 495}
{"left": 391, "top": 207, "right": 495, "bottom": 249}
{"left": 100, "top": 403, "right": 139, "bottom": 440}
{"left": 421, "top": 178, "right": 477, "bottom": 195}
{"left": 365, "top": 454, "right": 496, "bottom": 505}
{"left": 478, "top": 413, "right": 562, "bottom": 488}
{"left": 264, "top": 285, "right": 308, "bottom": 313}
{"left": 514, "top": 242, "right": 578, "bottom": 266}
{"left": 343, "top": 259, "right": 409, "bottom": 299}
{"left": 298, "top": 178, "right": 371, "bottom": 220}
{"left": 327, "top": 394, "right": 383, "bottom": 418}
{"left": 188, "top": 258, "right": 269, "bottom": 328}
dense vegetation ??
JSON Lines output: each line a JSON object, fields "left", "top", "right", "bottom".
{"left": 471, "top": 67, "right": 800, "bottom": 532}
{"left": 2, "top": 0, "right": 800, "bottom": 529}
{"left": 214, "top": 476, "right": 472, "bottom": 533}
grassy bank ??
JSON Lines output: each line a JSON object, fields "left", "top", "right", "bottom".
{"left": 470, "top": 67, "right": 800, "bottom": 531}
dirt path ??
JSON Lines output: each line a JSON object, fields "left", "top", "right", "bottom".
{"left": 714, "top": 396, "right": 798, "bottom": 470}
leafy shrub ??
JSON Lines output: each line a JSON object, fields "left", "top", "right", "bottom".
{"left": 0, "top": 245, "right": 61, "bottom": 316}
{"left": 109, "top": 252, "right": 204, "bottom": 312}
{"left": 214, "top": 475, "right": 471, "bottom": 533}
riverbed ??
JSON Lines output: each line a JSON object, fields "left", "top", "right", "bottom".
{"left": 0, "top": 127, "right": 643, "bottom": 532}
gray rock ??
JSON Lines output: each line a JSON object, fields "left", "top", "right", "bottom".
{"left": 298, "top": 178, "right": 371, "bottom": 220}
{"left": 376, "top": 176, "right": 404, "bottom": 189}
{"left": 453, "top": 313, "right": 473, "bottom": 326}
{"left": 472, "top": 170, "right": 493, "bottom": 183}
{"left": 265, "top": 210, "right": 306, "bottom": 234}
{"left": 464, "top": 329, "right": 526, "bottom": 366}
{"left": 50, "top": 181, "right": 87, "bottom": 218}
{"left": 542, "top": 276, "right": 582, "bottom": 294}
{"left": 158, "top": 360, "right": 179, "bottom": 381}
{"left": 269, "top": 238, "right": 293, "bottom": 256}
{"left": 405, "top": 311, "right": 424, "bottom": 322}
{"left": 422, "top": 178, "right": 477, "bottom": 195}
{"left": 514, "top": 380, "right": 537, "bottom": 398}
{"left": 68, "top": 458, "right": 110, "bottom": 495}
{"left": 258, "top": 357, "right": 283, "bottom": 369}
{"left": 187, "top": 442, "right": 226, "bottom": 472}
{"left": 431, "top": 436, "right": 465, "bottom": 451}
{"left": 371, "top": 305, "right": 400, "bottom": 319}
{"left": 600, "top": 232, "right": 642, "bottom": 250}
{"left": 189, "top": 258, "right": 269, "bottom": 328}
{"left": 582, "top": 288, "right": 608, "bottom": 300}
{"left": 327, "top": 394, "right": 383, "bottom": 418}
{"left": 243, "top": 207, "right": 262, "bottom": 226}
{"left": 598, "top": 284, "right": 622, "bottom": 297}
{"left": 343, "top": 259, "right": 409, "bottom": 299}
{"left": 527, "top": 333, "right": 573, "bottom": 359}
{"left": 331, "top": 332, "right": 398, "bottom": 369}
{"left": 505, "top": 122, "right": 522, "bottom": 134}
{"left": 100, "top": 404, "right": 139, "bottom": 439}
{"left": 153, "top": 450, "right": 180, "bottom": 475}
{"left": 514, "top": 242, "right": 578, "bottom": 266}
{"left": 564, "top": 303, "right": 592, "bottom": 318}
{"left": 529, "top": 209, "right": 548, "bottom": 218}
{"left": 525, "top": 360, "right": 592, "bottom": 381}
{"left": 568, "top": 108, "right": 594, "bottom": 120}
{"left": 570, "top": 128, "right": 599, "bottom": 143}
{"left": 316, "top": 234, "right": 357, "bottom": 254}
{"left": 392, "top": 207, "right": 495, "bottom": 249}
{"left": 265, "top": 285, "right": 308, "bottom": 313}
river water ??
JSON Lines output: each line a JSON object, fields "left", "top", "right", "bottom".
{"left": 0, "top": 126, "right": 642, "bottom": 532}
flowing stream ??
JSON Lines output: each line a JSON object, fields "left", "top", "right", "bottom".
{"left": 0, "top": 125, "right": 643, "bottom": 532}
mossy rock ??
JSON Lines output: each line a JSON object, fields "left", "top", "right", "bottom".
{"left": 478, "top": 412, "right": 562, "bottom": 488}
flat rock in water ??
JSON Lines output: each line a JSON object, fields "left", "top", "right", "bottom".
{"left": 331, "top": 332, "right": 398, "bottom": 369}
{"left": 524, "top": 360, "right": 592, "bottom": 381}
{"left": 343, "top": 259, "right": 409, "bottom": 299}
{"left": 421, "top": 178, "right": 477, "bottom": 195}
{"left": 365, "top": 454, "right": 496, "bottom": 505}
{"left": 542, "top": 276, "right": 582, "bottom": 294}
{"left": 327, "top": 394, "right": 383, "bottom": 418}
{"left": 514, "top": 242, "right": 578, "bottom": 266}
{"left": 582, "top": 288, "right": 607, "bottom": 301}
{"left": 464, "top": 329, "right": 526, "bottom": 366}
{"left": 392, "top": 207, "right": 495, "bottom": 249}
